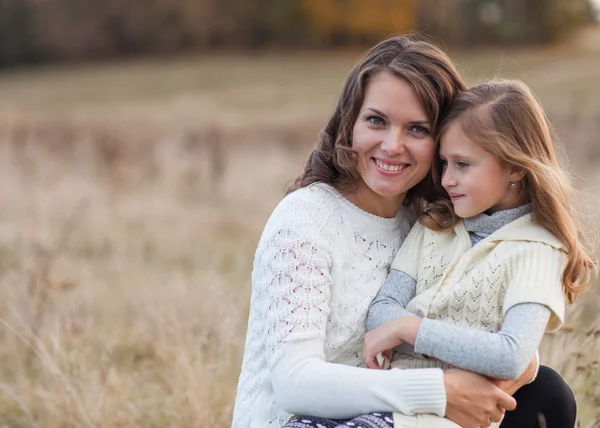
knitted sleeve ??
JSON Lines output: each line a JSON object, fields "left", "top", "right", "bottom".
{"left": 260, "top": 192, "right": 336, "bottom": 370}
{"left": 260, "top": 194, "right": 447, "bottom": 418}
{"left": 390, "top": 222, "right": 426, "bottom": 277}
{"left": 503, "top": 242, "right": 567, "bottom": 331}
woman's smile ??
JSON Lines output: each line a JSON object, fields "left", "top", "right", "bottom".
{"left": 350, "top": 71, "right": 435, "bottom": 216}
{"left": 373, "top": 158, "right": 411, "bottom": 174}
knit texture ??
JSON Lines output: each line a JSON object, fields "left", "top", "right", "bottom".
{"left": 390, "top": 214, "right": 566, "bottom": 372}
{"left": 233, "top": 184, "right": 451, "bottom": 428}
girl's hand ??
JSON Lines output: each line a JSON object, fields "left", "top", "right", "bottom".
{"left": 363, "top": 321, "right": 401, "bottom": 369}
{"left": 363, "top": 317, "right": 421, "bottom": 369}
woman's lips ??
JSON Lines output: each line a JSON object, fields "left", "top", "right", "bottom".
{"left": 373, "top": 158, "right": 410, "bottom": 175}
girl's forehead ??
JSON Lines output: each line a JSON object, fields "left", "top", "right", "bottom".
{"left": 439, "top": 122, "right": 482, "bottom": 155}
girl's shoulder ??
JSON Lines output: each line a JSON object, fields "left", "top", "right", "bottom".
{"left": 487, "top": 214, "right": 566, "bottom": 251}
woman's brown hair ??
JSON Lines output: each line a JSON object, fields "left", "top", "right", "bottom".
{"left": 287, "top": 35, "right": 467, "bottom": 205}
{"left": 420, "top": 80, "right": 597, "bottom": 303}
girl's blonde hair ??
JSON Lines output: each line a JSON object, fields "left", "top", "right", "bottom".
{"left": 421, "top": 79, "right": 597, "bottom": 303}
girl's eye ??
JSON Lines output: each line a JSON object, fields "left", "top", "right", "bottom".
{"left": 439, "top": 159, "right": 448, "bottom": 167}
{"left": 457, "top": 161, "right": 469, "bottom": 168}
{"left": 366, "top": 115, "right": 385, "bottom": 126}
{"left": 410, "top": 125, "right": 430, "bottom": 135}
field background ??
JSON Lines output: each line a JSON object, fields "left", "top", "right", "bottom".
{"left": 0, "top": 28, "right": 599, "bottom": 427}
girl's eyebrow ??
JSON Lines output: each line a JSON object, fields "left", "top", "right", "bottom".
{"left": 440, "top": 151, "right": 476, "bottom": 161}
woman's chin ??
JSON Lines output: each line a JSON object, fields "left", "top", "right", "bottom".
{"left": 372, "top": 187, "right": 409, "bottom": 200}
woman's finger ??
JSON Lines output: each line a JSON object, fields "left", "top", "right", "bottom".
{"left": 495, "top": 390, "right": 516, "bottom": 411}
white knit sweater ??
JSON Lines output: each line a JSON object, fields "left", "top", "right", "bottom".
{"left": 232, "top": 183, "right": 447, "bottom": 428}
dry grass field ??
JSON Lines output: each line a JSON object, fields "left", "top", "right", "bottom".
{"left": 0, "top": 34, "right": 599, "bottom": 427}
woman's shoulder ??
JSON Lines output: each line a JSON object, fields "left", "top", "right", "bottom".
{"left": 266, "top": 183, "right": 343, "bottom": 230}
{"left": 274, "top": 183, "right": 344, "bottom": 217}
{"left": 282, "top": 182, "right": 341, "bottom": 204}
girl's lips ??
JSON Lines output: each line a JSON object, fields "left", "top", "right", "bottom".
{"left": 449, "top": 194, "right": 464, "bottom": 202}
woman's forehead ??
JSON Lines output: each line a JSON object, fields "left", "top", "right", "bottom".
{"left": 361, "top": 72, "right": 428, "bottom": 121}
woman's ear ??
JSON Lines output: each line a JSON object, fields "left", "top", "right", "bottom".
{"left": 508, "top": 166, "right": 526, "bottom": 182}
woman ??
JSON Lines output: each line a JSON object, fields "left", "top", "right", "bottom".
{"left": 232, "top": 36, "right": 576, "bottom": 428}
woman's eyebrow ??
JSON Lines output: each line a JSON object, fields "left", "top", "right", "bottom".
{"left": 408, "top": 120, "right": 430, "bottom": 126}
{"left": 364, "top": 108, "right": 430, "bottom": 125}
{"left": 364, "top": 107, "right": 388, "bottom": 118}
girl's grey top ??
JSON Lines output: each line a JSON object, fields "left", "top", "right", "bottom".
{"left": 366, "top": 204, "right": 552, "bottom": 379}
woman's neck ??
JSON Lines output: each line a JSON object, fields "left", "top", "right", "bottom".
{"left": 341, "top": 182, "right": 406, "bottom": 218}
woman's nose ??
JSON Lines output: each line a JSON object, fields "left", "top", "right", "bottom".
{"left": 381, "top": 130, "right": 406, "bottom": 155}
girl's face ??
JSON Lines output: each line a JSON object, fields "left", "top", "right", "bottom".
{"left": 350, "top": 72, "right": 436, "bottom": 217}
{"left": 439, "top": 120, "right": 526, "bottom": 218}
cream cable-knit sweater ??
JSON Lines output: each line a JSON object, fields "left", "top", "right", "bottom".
{"left": 232, "top": 183, "right": 448, "bottom": 428}
{"left": 391, "top": 214, "right": 567, "bottom": 372}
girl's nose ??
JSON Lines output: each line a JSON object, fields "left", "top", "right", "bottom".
{"left": 441, "top": 167, "right": 456, "bottom": 188}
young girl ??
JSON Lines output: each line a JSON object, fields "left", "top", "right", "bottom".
{"left": 287, "top": 80, "right": 596, "bottom": 428}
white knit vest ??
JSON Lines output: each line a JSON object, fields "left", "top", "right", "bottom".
{"left": 390, "top": 214, "right": 567, "bottom": 371}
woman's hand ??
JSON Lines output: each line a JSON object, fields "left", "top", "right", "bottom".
{"left": 444, "top": 368, "right": 516, "bottom": 428}
{"left": 363, "top": 317, "right": 421, "bottom": 369}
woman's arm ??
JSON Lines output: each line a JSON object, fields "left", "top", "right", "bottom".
{"left": 271, "top": 341, "right": 446, "bottom": 418}
{"left": 261, "top": 199, "right": 446, "bottom": 418}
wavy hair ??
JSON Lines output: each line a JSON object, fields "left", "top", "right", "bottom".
{"left": 287, "top": 35, "right": 467, "bottom": 206}
{"left": 420, "top": 80, "right": 597, "bottom": 303}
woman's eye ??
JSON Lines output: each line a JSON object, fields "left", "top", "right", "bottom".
{"left": 410, "top": 125, "right": 430, "bottom": 134}
{"left": 366, "top": 116, "right": 385, "bottom": 126}
{"left": 457, "top": 161, "right": 469, "bottom": 168}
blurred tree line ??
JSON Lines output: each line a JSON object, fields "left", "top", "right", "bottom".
{"left": 0, "top": 0, "right": 594, "bottom": 66}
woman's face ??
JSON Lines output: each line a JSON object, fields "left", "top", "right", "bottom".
{"left": 351, "top": 72, "right": 436, "bottom": 216}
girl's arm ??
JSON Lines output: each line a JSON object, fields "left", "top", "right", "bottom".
{"left": 366, "top": 242, "right": 566, "bottom": 379}
{"left": 363, "top": 303, "right": 549, "bottom": 379}
{"left": 365, "top": 270, "right": 426, "bottom": 363}
{"left": 366, "top": 220, "right": 428, "bottom": 332}
{"left": 366, "top": 269, "right": 418, "bottom": 330}
{"left": 412, "top": 303, "right": 550, "bottom": 379}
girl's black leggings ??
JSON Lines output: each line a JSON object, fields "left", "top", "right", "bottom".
{"left": 501, "top": 365, "right": 576, "bottom": 428}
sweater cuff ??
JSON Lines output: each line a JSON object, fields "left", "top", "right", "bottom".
{"left": 413, "top": 318, "right": 440, "bottom": 357}
{"left": 392, "top": 368, "right": 446, "bottom": 416}
{"left": 528, "top": 350, "right": 540, "bottom": 384}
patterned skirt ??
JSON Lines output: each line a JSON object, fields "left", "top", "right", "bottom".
{"left": 282, "top": 412, "right": 394, "bottom": 428}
